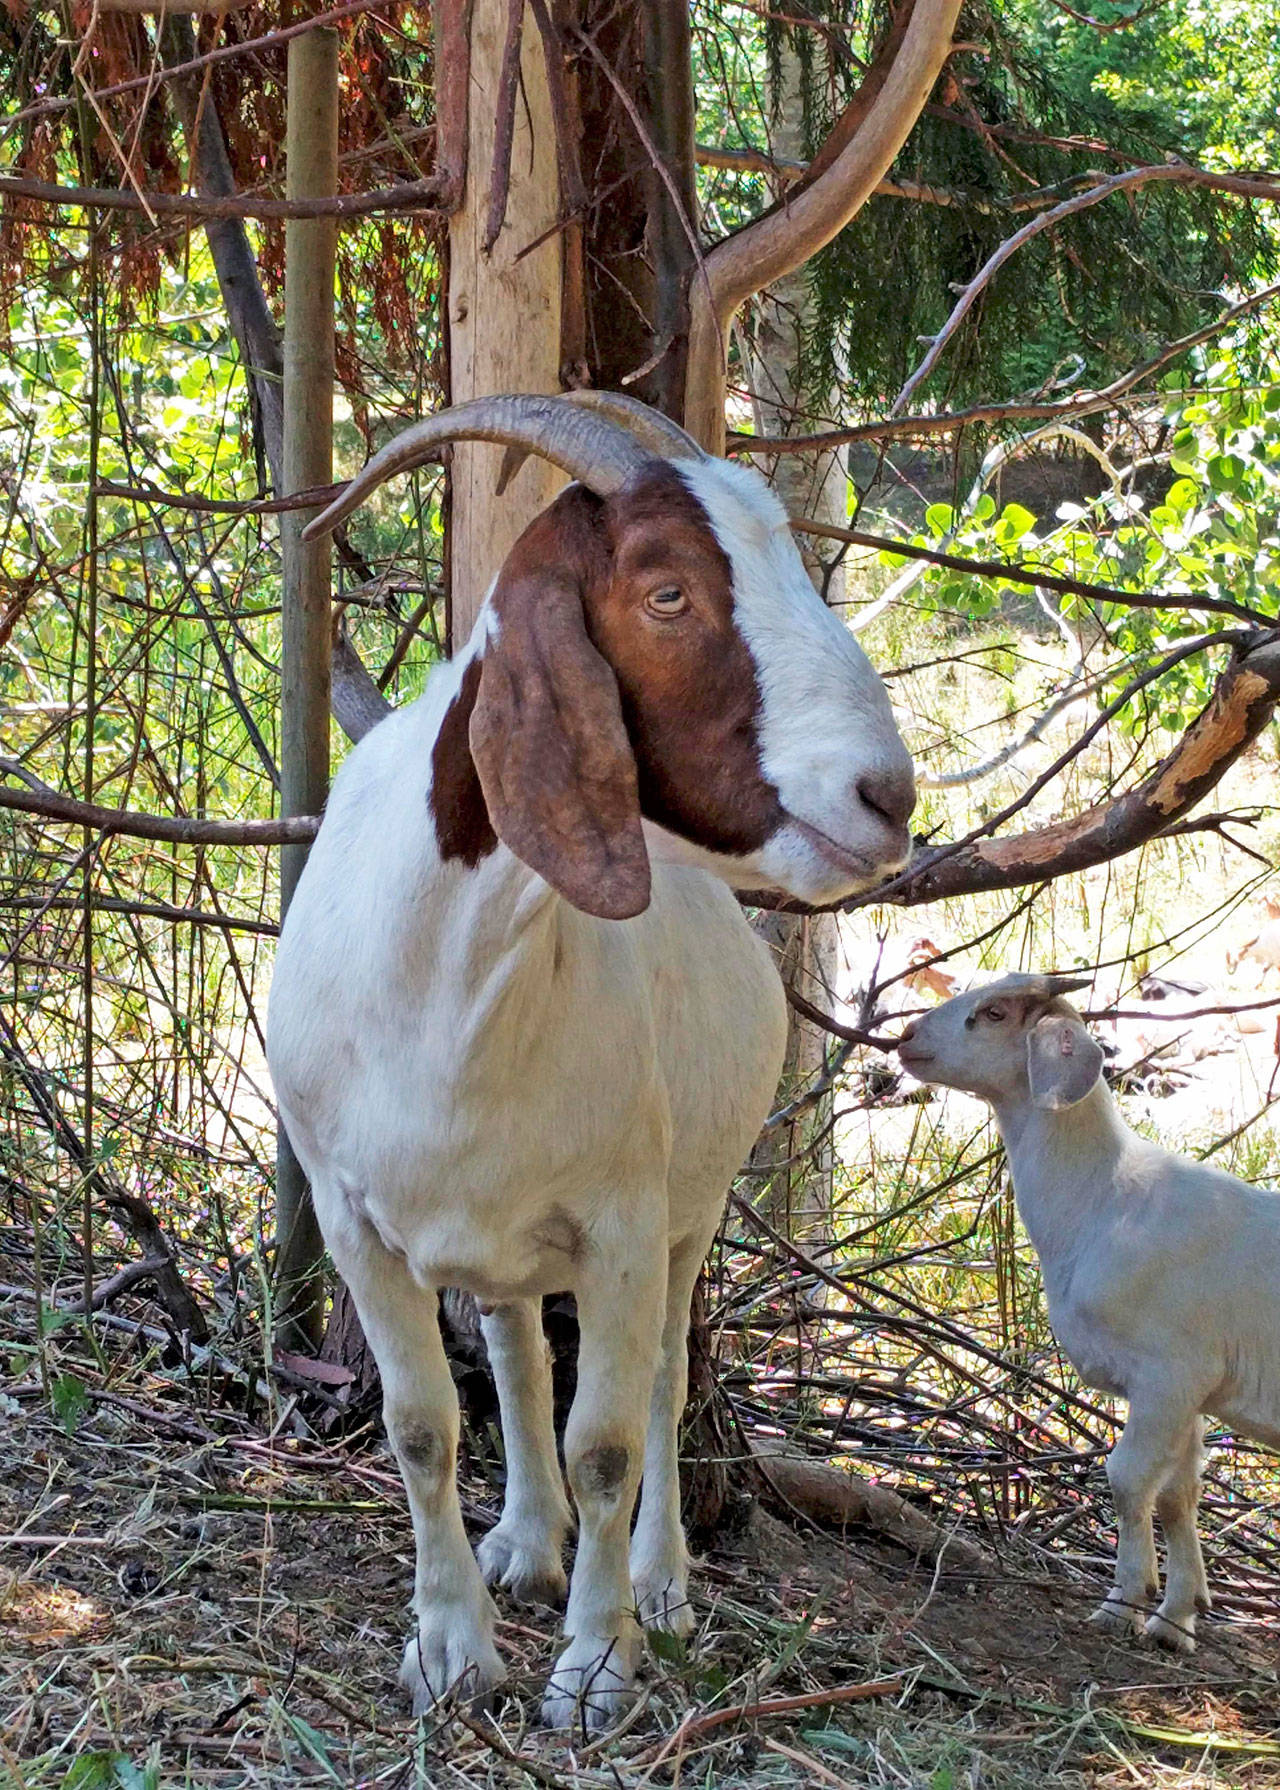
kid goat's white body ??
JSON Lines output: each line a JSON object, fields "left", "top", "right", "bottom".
{"left": 899, "top": 974, "right": 1280, "bottom": 1651}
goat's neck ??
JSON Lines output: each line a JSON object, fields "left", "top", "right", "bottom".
{"left": 993, "top": 1084, "right": 1131, "bottom": 1262}
{"left": 416, "top": 624, "right": 561, "bottom": 1021}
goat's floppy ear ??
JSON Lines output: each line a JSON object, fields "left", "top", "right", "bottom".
{"left": 1026, "top": 1015, "right": 1104, "bottom": 1111}
{"left": 469, "top": 489, "right": 650, "bottom": 920}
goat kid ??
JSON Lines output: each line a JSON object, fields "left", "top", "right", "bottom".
{"left": 267, "top": 395, "right": 916, "bottom": 1730}
{"left": 898, "top": 973, "right": 1280, "bottom": 1652}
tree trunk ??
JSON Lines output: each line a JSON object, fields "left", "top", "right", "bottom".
{"left": 746, "top": 43, "right": 844, "bottom": 1253}
{"left": 274, "top": 29, "right": 338, "bottom": 1351}
{"left": 446, "top": 0, "right": 566, "bottom": 637}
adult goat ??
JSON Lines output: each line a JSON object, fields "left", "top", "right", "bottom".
{"left": 268, "top": 393, "right": 916, "bottom": 1729}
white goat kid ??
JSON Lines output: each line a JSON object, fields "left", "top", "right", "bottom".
{"left": 898, "top": 973, "right": 1280, "bottom": 1653}
{"left": 267, "top": 394, "right": 916, "bottom": 1731}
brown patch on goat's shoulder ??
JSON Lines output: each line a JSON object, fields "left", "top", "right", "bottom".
{"left": 430, "top": 657, "right": 497, "bottom": 867}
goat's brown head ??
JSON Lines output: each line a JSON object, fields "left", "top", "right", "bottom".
{"left": 306, "top": 393, "right": 916, "bottom": 920}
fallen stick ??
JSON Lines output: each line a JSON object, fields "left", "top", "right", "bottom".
{"left": 753, "top": 1451, "right": 995, "bottom": 1577}
{"left": 639, "top": 1673, "right": 907, "bottom": 1768}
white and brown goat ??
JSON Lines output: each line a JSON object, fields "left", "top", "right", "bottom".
{"left": 267, "top": 394, "right": 916, "bottom": 1730}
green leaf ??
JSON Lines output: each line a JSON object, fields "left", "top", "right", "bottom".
{"left": 646, "top": 1627, "right": 687, "bottom": 1666}
{"left": 994, "top": 502, "right": 1037, "bottom": 545}
{"left": 52, "top": 1372, "right": 89, "bottom": 1435}
{"left": 58, "top": 1754, "right": 123, "bottom": 1789}
{"left": 924, "top": 502, "right": 955, "bottom": 536}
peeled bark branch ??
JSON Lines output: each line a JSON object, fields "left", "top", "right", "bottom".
{"left": 886, "top": 632, "right": 1280, "bottom": 907}
{"left": 683, "top": 0, "right": 963, "bottom": 449}
{"left": 755, "top": 1452, "right": 993, "bottom": 1574}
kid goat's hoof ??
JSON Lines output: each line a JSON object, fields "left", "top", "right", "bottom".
{"left": 541, "top": 1636, "right": 638, "bottom": 1733}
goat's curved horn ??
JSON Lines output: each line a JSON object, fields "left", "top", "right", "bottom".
{"left": 302, "top": 394, "right": 652, "bottom": 542}
{"left": 559, "top": 391, "right": 706, "bottom": 460}
{"left": 494, "top": 389, "right": 705, "bottom": 498}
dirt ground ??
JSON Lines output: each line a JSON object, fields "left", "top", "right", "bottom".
{"left": 4, "top": 1364, "right": 1279, "bottom": 1790}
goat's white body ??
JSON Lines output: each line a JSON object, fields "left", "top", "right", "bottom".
{"left": 999, "top": 1078, "right": 1280, "bottom": 1650}
{"left": 268, "top": 636, "right": 787, "bottom": 1724}
{"left": 271, "top": 644, "right": 786, "bottom": 1300}
{"left": 1001, "top": 1091, "right": 1280, "bottom": 1448}
{"left": 900, "top": 975, "right": 1280, "bottom": 1653}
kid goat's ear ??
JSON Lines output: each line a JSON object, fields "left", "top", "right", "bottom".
{"left": 1026, "top": 1015, "right": 1105, "bottom": 1111}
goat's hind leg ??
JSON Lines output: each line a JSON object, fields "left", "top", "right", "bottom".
{"left": 478, "top": 1298, "right": 573, "bottom": 1606}
{"left": 630, "top": 1232, "right": 709, "bottom": 1639}
{"left": 1091, "top": 1394, "right": 1194, "bottom": 1643}
{"left": 1146, "top": 1417, "right": 1209, "bottom": 1653}
{"left": 327, "top": 1220, "right": 505, "bottom": 1713}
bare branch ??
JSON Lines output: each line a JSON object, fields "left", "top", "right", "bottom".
{"left": 684, "top": 0, "right": 964, "bottom": 449}
{"left": 892, "top": 164, "right": 1280, "bottom": 414}
{"left": 0, "top": 782, "right": 317, "bottom": 847}
{"left": 3, "top": 0, "right": 393, "bottom": 130}
{"left": 790, "top": 517, "right": 1274, "bottom": 627}
{"left": 0, "top": 171, "right": 447, "bottom": 223}
{"left": 729, "top": 279, "right": 1280, "bottom": 455}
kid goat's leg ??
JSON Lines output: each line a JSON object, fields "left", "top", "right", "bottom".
{"left": 1092, "top": 1394, "right": 1196, "bottom": 1641}
{"left": 477, "top": 1298, "right": 573, "bottom": 1605}
{"left": 328, "top": 1221, "right": 504, "bottom": 1712}
{"left": 629, "top": 1231, "right": 710, "bottom": 1637}
{"left": 542, "top": 1212, "right": 666, "bottom": 1733}
{"left": 1147, "top": 1417, "right": 1210, "bottom": 1653}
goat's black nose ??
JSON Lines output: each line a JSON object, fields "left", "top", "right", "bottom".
{"left": 857, "top": 765, "right": 916, "bottom": 829}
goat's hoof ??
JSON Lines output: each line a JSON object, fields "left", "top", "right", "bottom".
{"left": 633, "top": 1570, "right": 696, "bottom": 1637}
{"left": 1088, "top": 1599, "right": 1143, "bottom": 1639}
{"left": 1145, "top": 1610, "right": 1197, "bottom": 1654}
{"left": 541, "top": 1635, "right": 638, "bottom": 1733}
{"left": 399, "top": 1624, "right": 506, "bottom": 1717}
{"left": 478, "top": 1522, "right": 568, "bottom": 1608}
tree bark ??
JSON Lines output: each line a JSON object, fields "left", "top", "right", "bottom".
{"left": 446, "top": 0, "right": 566, "bottom": 637}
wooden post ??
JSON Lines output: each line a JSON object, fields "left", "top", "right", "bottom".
{"left": 275, "top": 27, "right": 338, "bottom": 1350}
{"left": 447, "top": 0, "right": 563, "bottom": 640}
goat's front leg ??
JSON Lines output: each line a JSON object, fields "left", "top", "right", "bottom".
{"left": 542, "top": 1223, "right": 666, "bottom": 1733}
{"left": 478, "top": 1298, "right": 573, "bottom": 1606}
{"left": 327, "top": 1223, "right": 504, "bottom": 1713}
{"left": 629, "top": 1231, "right": 710, "bottom": 1638}
{"left": 1147, "top": 1417, "right": 1210, "bottom": 1653}
{"left": 1091, "top": 1396, "right": 1195, "bottom": 1642}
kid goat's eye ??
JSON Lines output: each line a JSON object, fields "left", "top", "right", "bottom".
{"left": 646, "top": 586, "right": 688, "bottom": 617}
{"left": 983, "top": 1005, "right": 1007, "bottom": 1022}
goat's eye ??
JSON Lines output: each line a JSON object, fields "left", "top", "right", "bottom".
{"left": 983, "top": 1004, "right": 1007, "bottom": 1023}
{"left": 645, "top": 586, "right": 688, "bottom": 618}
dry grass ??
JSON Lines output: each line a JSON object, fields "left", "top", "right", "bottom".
{"left": 3, "top": 1242, "right": 1279, "bottom": 1790}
